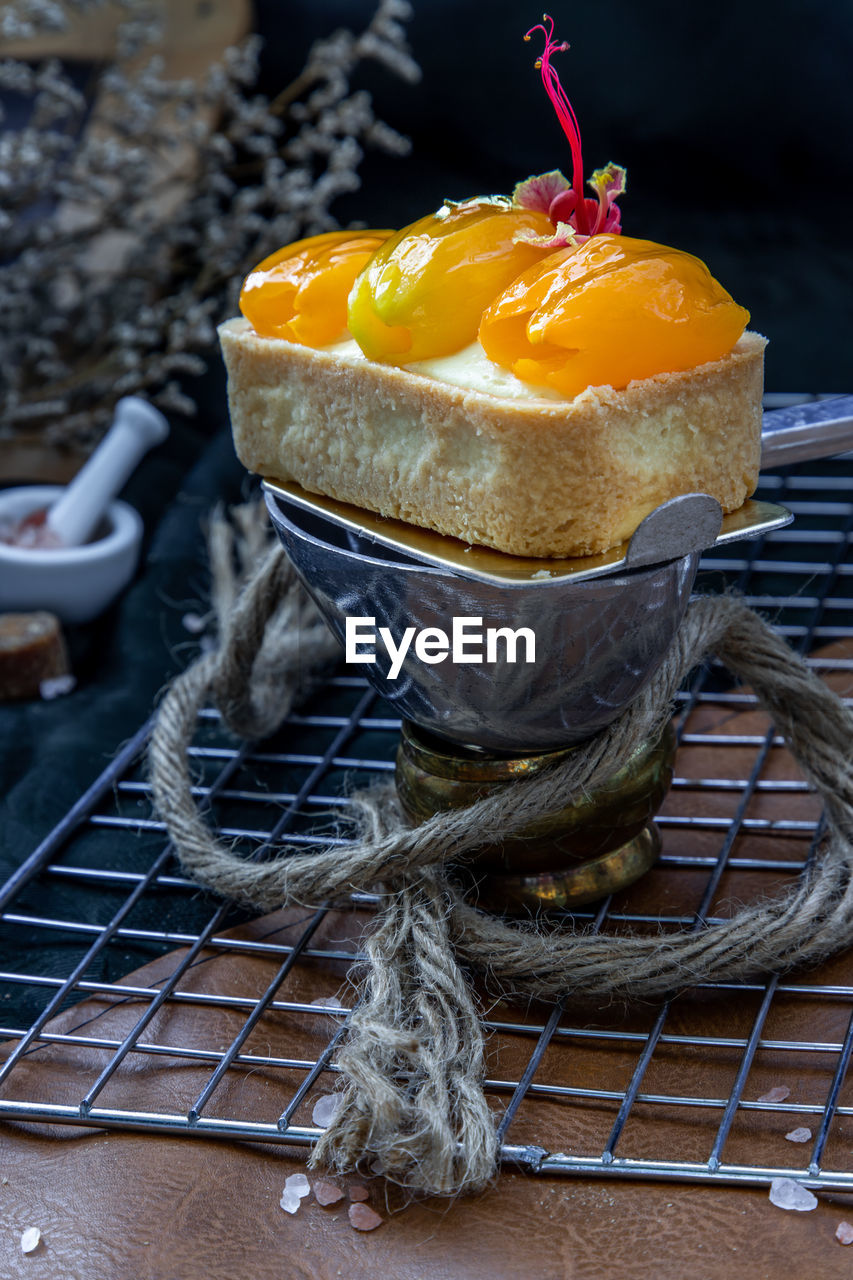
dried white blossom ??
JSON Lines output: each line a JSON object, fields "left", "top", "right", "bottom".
{"left": 1, "top": 0, "right": 419, "bottom": 450}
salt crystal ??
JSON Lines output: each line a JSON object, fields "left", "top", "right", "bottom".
{"left": 181, "top": 612, "right": 206, "bottom": 634}
{"left": 836, "top": 1221, "right": 853, "bottom": 1245}
{"left": 348, "top": 1183, "right": 369, "bottom": 1203}
{"left": 312, "top": 1093, "right": 341, "bottom": 1129}
{"left": 757, "top": 1086, "right": 791, "bottom": 1104}
{"left": 768, "top": 1178, "right": 818, "bottom": 1212}
{"left": 39, "top": 674, "right": 76, "bottom": 700}
{"left": 785, "top": 1126, "right": 812, "bottom": 1143}
{"left": 314, "top": 1179, "right": 345, "bottom": 1206}
{"left": 20, "top": 1227, "right": 40, "bottom": 1254}
{"left": 285, "top": 1172, "right": 311, "bottom": 1199}
{"left": 279, "top": 1190, "right": 301, "bottom": 1215}
{"left": 3, "top": 516, "right": 62, "bottom": 550}
{"left": 348, "top": 1203, "right": 383, "bottom": 1232}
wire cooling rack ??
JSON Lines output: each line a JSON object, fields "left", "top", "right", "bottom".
{"left": 1, "top": 392, "right": 852, "bottom": 1193}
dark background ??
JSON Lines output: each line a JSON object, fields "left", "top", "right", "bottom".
{"left": 261, "top": 0, "right": 853, "bottom": 394}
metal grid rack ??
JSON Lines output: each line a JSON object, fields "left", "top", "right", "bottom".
{"left": 1, "top": 392, "right": 852, "bottom": 1193}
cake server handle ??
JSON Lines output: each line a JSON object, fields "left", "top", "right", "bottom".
{"left": 760, "top": 396, "right": 853, "bottom": 469}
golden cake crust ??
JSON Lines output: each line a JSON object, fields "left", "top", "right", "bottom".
{"left": 219, "top": 316, "right": 765, "bottom": 558}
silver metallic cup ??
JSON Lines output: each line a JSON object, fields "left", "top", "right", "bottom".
{"left": 264, "top": 488, "right": 700, "bottom": 753}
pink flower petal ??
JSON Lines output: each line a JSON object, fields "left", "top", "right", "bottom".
{"left": 512, "top": 169, "right": 570, "bottom": 213}
{"left": 513, "top": 220, "right": 577, "bottom": 250}
{"left": 524, "top": 18, "right": 588, "bottom": 233}
{"left": 836, "top": 1221, "right": 853, "bottom": 1245}
{"left": 348, "top": 1183, "right": 369, "bottom": 1203}
{"left": 523, "top": 20, "right": 625, "bottom": 242}
{"left": 588, "top": 161, "right": 627, "bottom": 204}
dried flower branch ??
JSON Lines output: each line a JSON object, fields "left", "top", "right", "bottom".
{"left": 0, "top": 0, "right": 420, "bottom": 449}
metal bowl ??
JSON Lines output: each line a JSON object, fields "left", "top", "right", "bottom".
{"left": 264, "top": 487, "right": 704, "bottom": 752}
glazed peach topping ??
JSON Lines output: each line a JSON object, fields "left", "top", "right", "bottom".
{"left": 239, "top": 18, "right": 749, "bottom": 397}
{"left": 478, "top": 234, "right": 749, "bottom": 397}
{"left": 345, "top": 200, "right": 555, "bottom": 362}
{"left": 240, "top": 231, "right": 392, "bottom": 347}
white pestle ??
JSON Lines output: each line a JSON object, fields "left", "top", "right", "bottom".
{"left": 45, "top": 396, "right": 169, "bottom": 547}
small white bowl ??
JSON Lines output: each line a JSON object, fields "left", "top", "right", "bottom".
{"left": 0, "top": 485, "right": 144, "bottom": 624}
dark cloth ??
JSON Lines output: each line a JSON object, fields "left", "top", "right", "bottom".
{"left": 0, "top": 414, "right": 258, "bottom": 1020}
{"left": 0, "top": 415, "right": 247, "bottom": 883}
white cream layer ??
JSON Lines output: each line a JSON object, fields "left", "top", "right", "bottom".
{"left": 323, "top": 338, "right": 565, "bottom": 402}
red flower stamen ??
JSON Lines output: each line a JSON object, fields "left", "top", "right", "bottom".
{"left": 525, "top": 15, "right": 591, "bottom": 237}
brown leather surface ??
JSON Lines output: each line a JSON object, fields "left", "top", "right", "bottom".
{"left": 1, "top": 648, "right": 852, "bottom": 1278}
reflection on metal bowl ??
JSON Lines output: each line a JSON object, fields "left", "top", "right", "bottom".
{"left": 264, "top": 486, "right": 699, "bottom": 753}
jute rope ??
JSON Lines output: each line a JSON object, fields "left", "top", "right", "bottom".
{"left": 149, "top": 504, "right": 853, "bottom": 1196}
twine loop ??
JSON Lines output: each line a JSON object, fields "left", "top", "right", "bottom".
{"left": 149, "top": 503, "right": 853, "bottom": 1196}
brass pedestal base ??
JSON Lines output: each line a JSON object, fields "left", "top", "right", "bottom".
{"left": 395, "top": 721, "right": 675, "bottom": 913}
{"left": 469, "top": 822, "right": 662, "bottom": 913}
